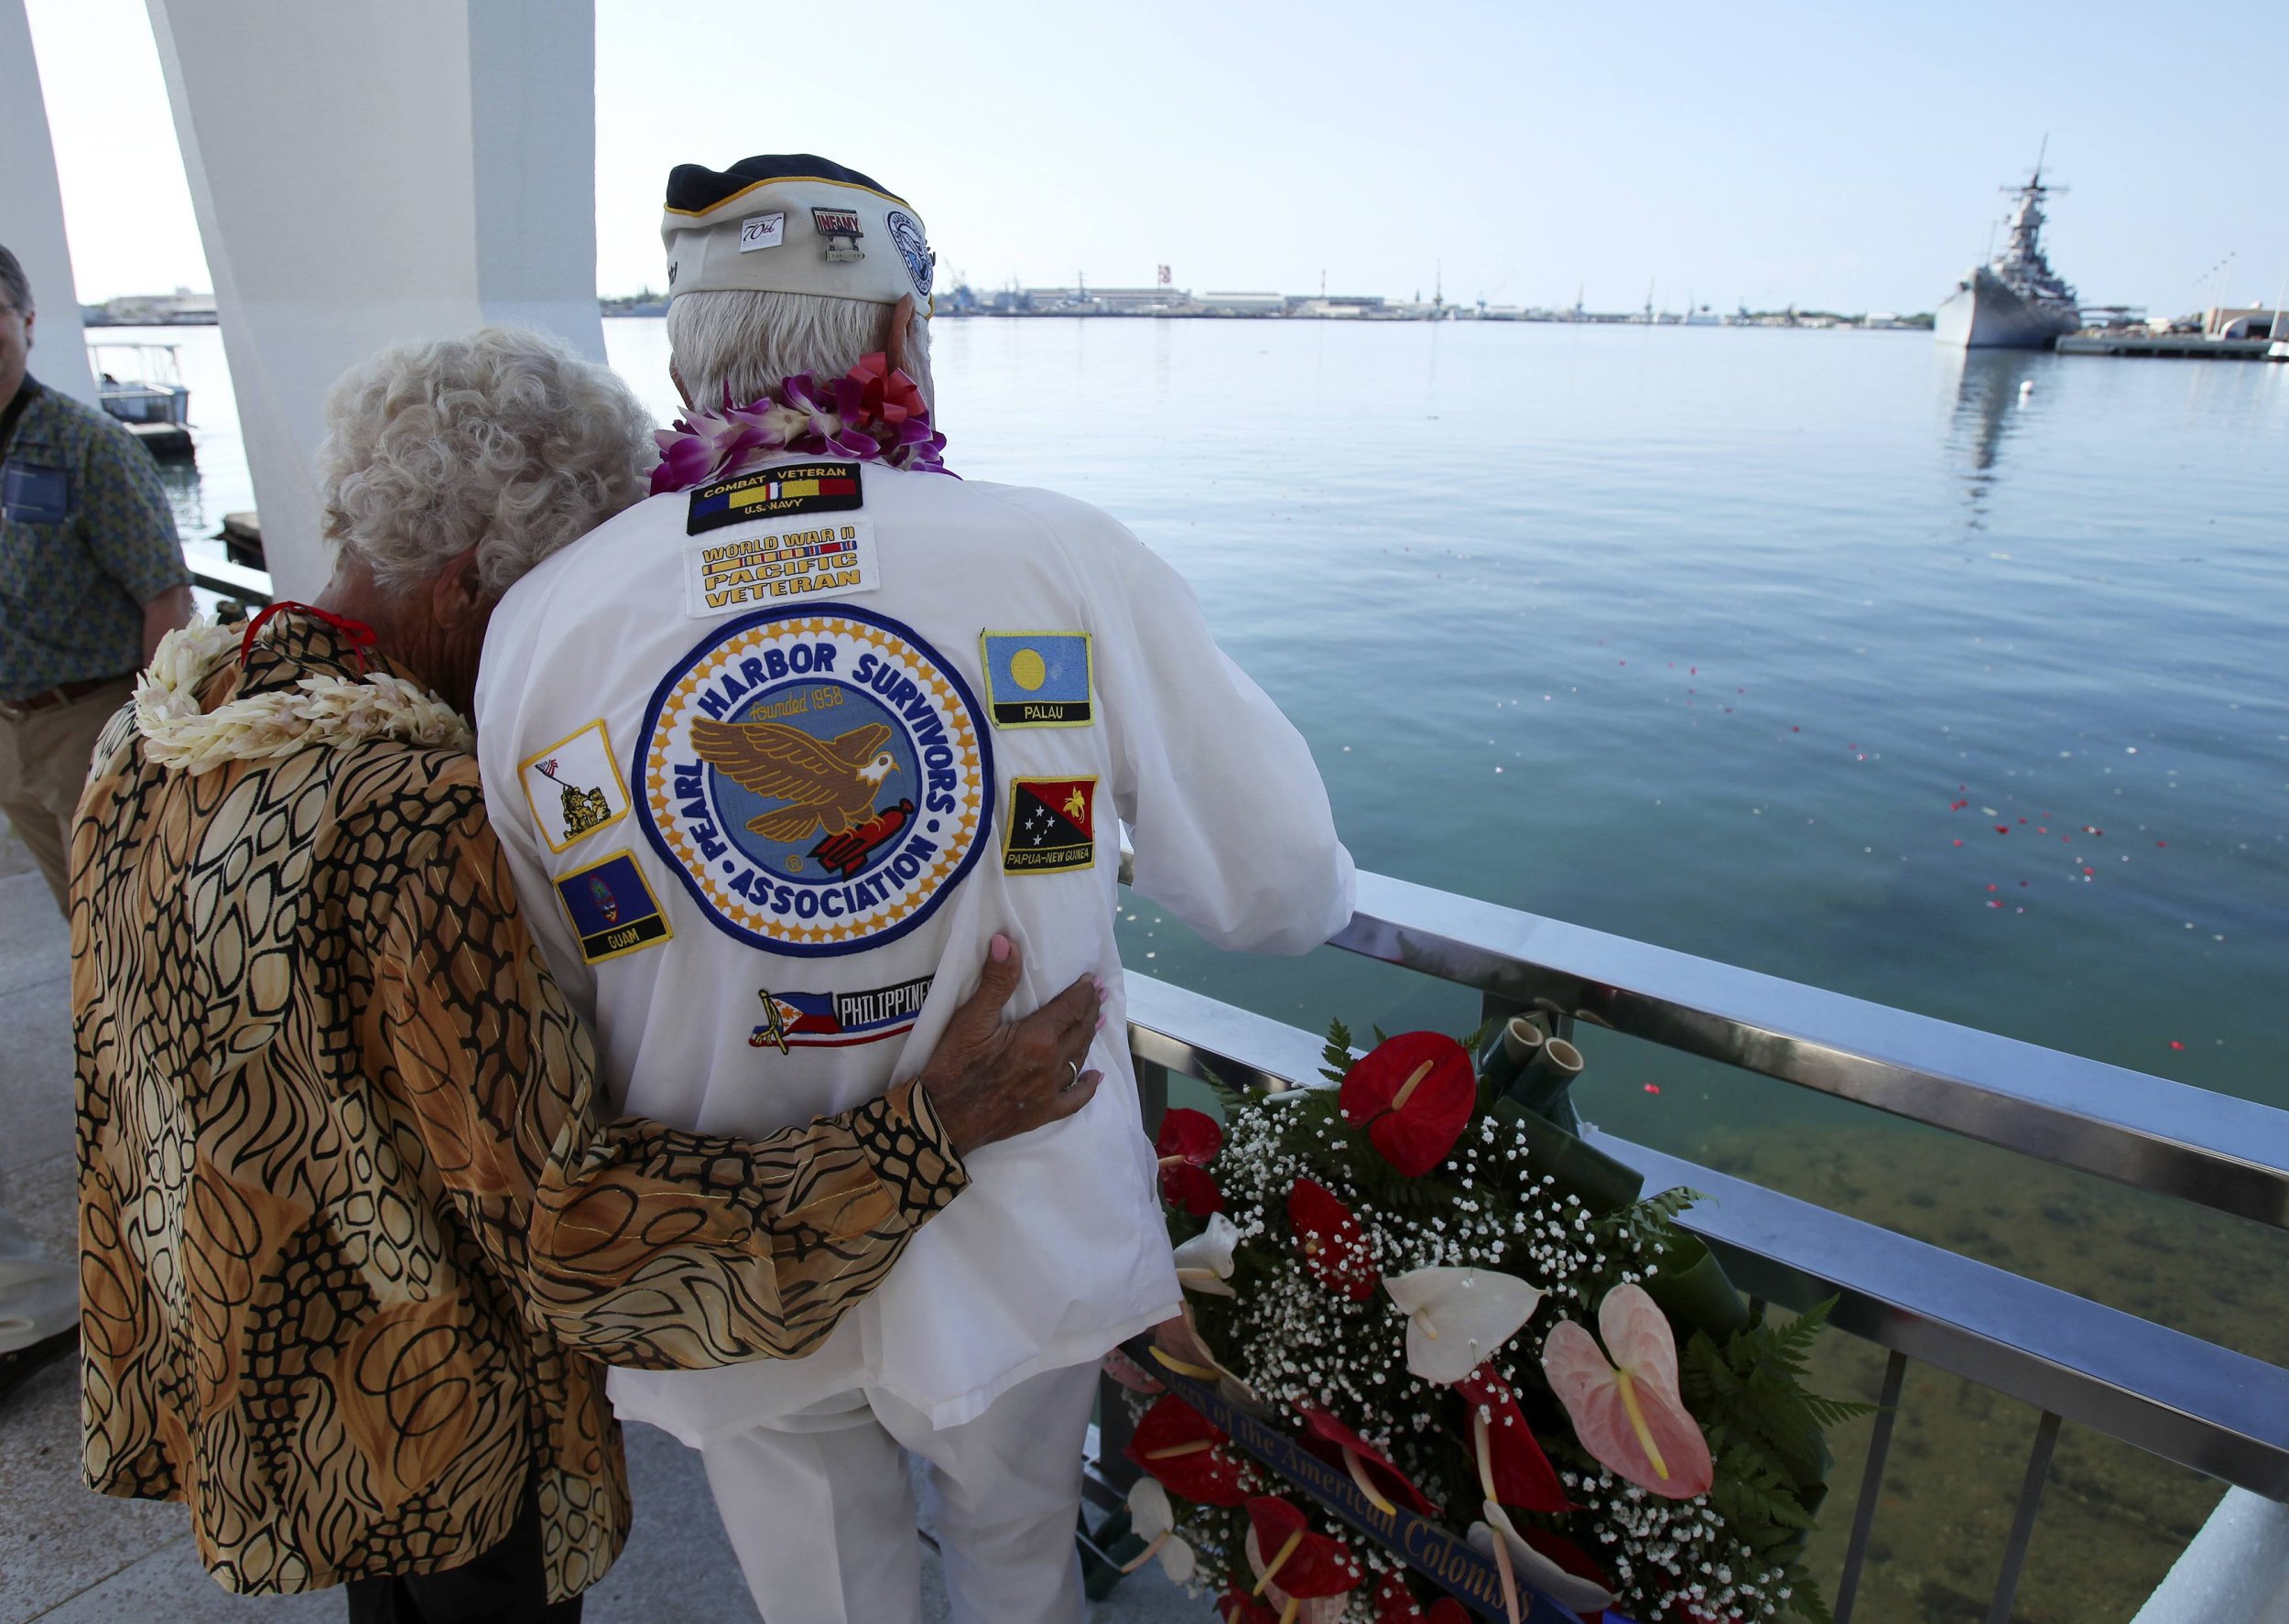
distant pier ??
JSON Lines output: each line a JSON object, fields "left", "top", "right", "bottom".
{"left": 2057, "top": 334, "right": 2277, "bottom": 360}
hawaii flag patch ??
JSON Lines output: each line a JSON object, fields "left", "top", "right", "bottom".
{"left": 520, "top": 720, "right": 630, "bottom": 852}
{"left": 1003, "top": 777, "right": 1096, "bottom": 874}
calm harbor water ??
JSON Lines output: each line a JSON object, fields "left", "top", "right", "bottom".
{"left": 104, "top": 317, "right": 2289, "bottom": 1615}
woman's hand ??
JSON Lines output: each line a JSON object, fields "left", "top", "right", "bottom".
{"left": 917, "top": 934, "right": 1105, "bottom": 1154}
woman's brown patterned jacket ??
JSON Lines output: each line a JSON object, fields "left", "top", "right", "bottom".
{"left": 69, "top": 615, "right": 969, "bottom": 1600}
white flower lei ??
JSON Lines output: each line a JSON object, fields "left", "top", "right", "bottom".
{"left": 135, "top": 615, "right": 473, "bottom": 775}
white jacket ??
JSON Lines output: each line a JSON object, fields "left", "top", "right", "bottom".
{"left": 475, "top": 454, "right": 1354, "bottom": 1437}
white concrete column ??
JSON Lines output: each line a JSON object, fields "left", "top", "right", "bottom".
{"left": 144, "top": 0, "right": 602, "bottom": 598}
{"left": 0, "top": 0, "right": 99, "bottom": 406}
{"left": 2132, "top": 1488, "right": 2289, "bottom": 1623}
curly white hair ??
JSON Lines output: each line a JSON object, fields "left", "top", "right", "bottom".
{"left": 666, "top": 290, "right": 933, "bottom": 413}
{"left": 316, "top": 326, "right": 655, "bottom": 599}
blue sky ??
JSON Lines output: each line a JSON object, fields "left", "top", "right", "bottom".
{"left": 27, "top": 0, "right": 2289, "bottom": 316}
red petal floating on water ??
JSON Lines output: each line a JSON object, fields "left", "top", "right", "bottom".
{"left": 1340, "top": 1032, "right": 1475, "bottom": 1177}
{"left": 2083, "top": 867, "right": 2094, "bottom": 876}
{"left": 1996, "top": 826, "right": 2011, "bottom": 835}
{"left": 2157, "top": 840, "right": 2167, "bottom": 848}
{"left": 1953, "top": 839, "right": 1964, "bottom": 847}
{"left": 1988, "top": 900, "right": 2002, "bottom": 908}
{"left": 1644, "top": 1083, "right": 1661, "bottom": 1094}
{"left": 2170, "top": 1041, "right": 2186, "bottom": 1051}
{"left": 1791, "top": 725, "right": 1800, "bottom": 731}
{"left": 1987, "top": 884, "right": 1999, "bottom": 892}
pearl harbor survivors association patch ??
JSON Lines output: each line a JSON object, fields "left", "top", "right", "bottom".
{"left": 639, "top": 606, "right": 993, "bottom": 956}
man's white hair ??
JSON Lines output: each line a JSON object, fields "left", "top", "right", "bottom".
{"left": 666, "top": 291, "right": 933, "bottom": 413}
{"left": 317, "top": 326, "right": 654, "bottom": 599}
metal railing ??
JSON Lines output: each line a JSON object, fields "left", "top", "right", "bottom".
{"left": 1093, "top": 865, "right": 2289, "bottom": 1623}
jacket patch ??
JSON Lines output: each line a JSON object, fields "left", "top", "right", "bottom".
{"left": 980, "top": 632, "right": 1092, "bottom": 728}
{"left": 686, "top": 460, "right": 862, "bottom": 536}
{"left": 685, "top": 519, "right": 880, "bottom": 615}
{"left": 749, "top": 974, "right": 934, "bottom": 1052}
{"left": 1003, "top": 777, "right": 1095, "bottom": 874}
{"left": 637, "top": 606, "right": 993, "bottom": 958}
{"left": 519, "top": 720, "right": 630, "bottom": 852}
{"left": 555, "top": 850, "right": 672, "bottom": 964}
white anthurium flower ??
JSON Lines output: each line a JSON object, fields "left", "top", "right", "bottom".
{"left": 1172, "top": 1212, "right": 1242, "bottom": 1297}
{"left": 1120, "top": 1476, "right": 1197, "bottom": 1584}
{"left": 1383, "top": 1265, "right": 1545, "bottom": 1386}
{"left": 1468, "top": 1504, "right": 1617, "bottom": 1623}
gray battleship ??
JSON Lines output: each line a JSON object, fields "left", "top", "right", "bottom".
{"left": 1936, "top": 146, "right": 2080, "bottom": 349}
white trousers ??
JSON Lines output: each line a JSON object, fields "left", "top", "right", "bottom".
{"left": 697, "top": 1361, "right": 1100, "bottom": 1624}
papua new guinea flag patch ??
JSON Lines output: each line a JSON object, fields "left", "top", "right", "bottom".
{"left": 1003, "top": 777, "right": 1096, "bottom": 874}
{"left": 687, "top": 460, "right": 863, "bottom": 536}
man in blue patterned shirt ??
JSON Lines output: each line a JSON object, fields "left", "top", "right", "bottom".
{"left": 0, "top": 243, "right": 192, "bottom": 913}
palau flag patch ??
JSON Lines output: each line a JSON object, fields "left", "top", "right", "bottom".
{"left": 1003, "top": 777, "right": 1096, "bottom": 874}
{"left": 687, "top": 460, "right": 863, "bottom": 536}
{"left": 554, "top": 850, "right": 673, "bottom": 964}
{"left": 980, "top": 632, "right": 1092, "bottom": 728}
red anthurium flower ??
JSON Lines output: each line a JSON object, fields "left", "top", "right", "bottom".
{"left": 1157, "top": 1108, "right": 1226, "bottom": 1217}
{"left": 1457, "top": 1365, "right": 1571, "bottom": 1513}
{"left": 1296, "top": 1404, "right": 1442, "bottom": 1518}
{"left": 1339, "top": 1031, "right": 1478, "bottom": 1176}
{"left": 1123, "top": 1393, "right": 1252, "bottom": 1506}
{"left": 1287, "top": 1178, "right": 1379, "bottom": 1301}
{"left": 1244, "top": 1497, "right": 1366, "bottom": 1599}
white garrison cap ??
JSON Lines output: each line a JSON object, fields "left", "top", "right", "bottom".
{"left": 662, "top": 153, "right": 934, "bottom": 315}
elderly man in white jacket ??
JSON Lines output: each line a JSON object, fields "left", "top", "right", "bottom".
{"left": 475, "top": 153, "right": 1354, "bottom": 1624}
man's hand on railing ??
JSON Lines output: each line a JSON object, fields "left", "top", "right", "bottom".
{"left": 918, "top": 934, "right": 1104, "bottom": 1154}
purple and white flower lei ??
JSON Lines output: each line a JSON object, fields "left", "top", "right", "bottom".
{"left": 648, "top": 359, "right": 951, "bottom": 495}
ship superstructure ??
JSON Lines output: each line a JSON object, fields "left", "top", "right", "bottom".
{"left": 1936, "top": 146, "right": 2081, "bottom": 349}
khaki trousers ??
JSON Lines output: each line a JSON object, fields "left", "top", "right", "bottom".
{"left": 0, "top": 675, "right": 136, "bottom": 915}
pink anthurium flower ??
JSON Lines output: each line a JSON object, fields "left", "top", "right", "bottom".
{"left": 1120, "top": 1477, "right": 1197, "bottom": 1583}
{"left": 1339, "top": 1031, "right": 1477, "bottom": 1176}
{"left": 1541, "top": 1282, "right": 1715, "bottom": 1500}
{"left": 1383, "top": 1265, "right": 1545, "bottom": 1386}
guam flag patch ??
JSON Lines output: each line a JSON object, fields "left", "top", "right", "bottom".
{"left": 555, "top": 850, "right": 672, "bottom": 964}
{"left": 1003, "top": 777, "right": 1096, "bottom": 874}
{"left": 981, "top": 632, "right": 1092, "bottom": 728}
{"left": 687, "top": 460, "right": 862, "bottom": 536}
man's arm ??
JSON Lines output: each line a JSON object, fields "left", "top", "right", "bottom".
{"left": 1098, "top": 526, "right": 1356, "bottom": 954}
{"left": 368, "top": 797, "right": 1103, "bottom": 1369}
{"left": 78, "top": 422, "right": 191, "bottom": 666}
{"left": 140, "top": 584, "right": 194, "bottom": 663}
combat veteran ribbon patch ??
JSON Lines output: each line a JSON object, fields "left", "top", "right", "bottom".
{"left": 685, "top": 518, "right": 881, "bottom": 615}
{"left": 686, "top": 460, "right": 862, "bottom": 536}
{"left": 1004, "top": 777, "right": 1095, "bottom": 874}
{"left": 519, "top": 720, "right": 630, "bottom": 852}
{"left": 749, "top": 974, "right": 933, "bottom": 1052}
{"left": 980, "top": 632, "right": 1092, "bottom": 728}
{"left": 554, "top": 850, "right": 672, "bottom": 964}
{"left": 637, "top": 606, "right": 993, "bottom": 957}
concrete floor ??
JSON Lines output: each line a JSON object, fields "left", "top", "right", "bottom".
{"left": 0, "top": 827, "right": 1194, "bottom": 1624}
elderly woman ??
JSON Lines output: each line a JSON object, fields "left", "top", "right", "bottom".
{"left": 71, "top": 327, "right": 1104, "bottom": 1624}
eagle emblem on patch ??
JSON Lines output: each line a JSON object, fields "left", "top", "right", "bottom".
{"left": 638, "top": 607, "right": 993, "bottom": 956}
